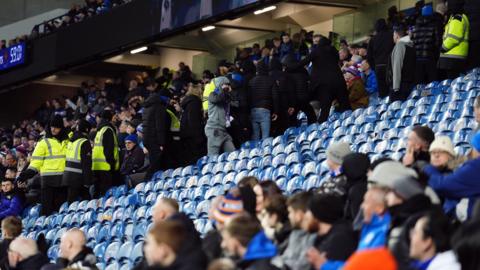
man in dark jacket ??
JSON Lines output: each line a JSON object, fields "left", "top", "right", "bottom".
{"left": 8, "top": 237, "right": 49, "bottom": 270}
{"left": 120, "top": 134, "right": 145, "bottom": 176}
{"left": 368, "top": 19, "right": 395, "bottom": 98}
{"left": 270, "top": 57, "right": 293, "bottom": 136}
{"left": 0, "top": 217, "right": 22, "bottom": 270}
{"left": 0, "top": 179, "right": 23, "bottom": 221}
{"left": 142, "top": 85, "right": 170, "bottom": 179}
{"left": 412, "top": 5, "right": 442, "bottom": 84}
{"left": 342, "top": 153, "right": 370, "bottom": 222}
{"left": 41, "top": 229, "right": 98, "bottom": 270}
{"left": 297, "top": 36, "right": 351, "bottom": 123}
{"left": 465, "top": 0, "right": 480, "bottom": 69}
{"left": 248, "top": 61, "right": 279, "bottom": 140}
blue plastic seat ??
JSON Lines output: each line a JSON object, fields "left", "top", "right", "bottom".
{"left": 198, "top": 175, "right": 211, "bottom": 187}
{"left": 271, "top": 144, "right": 285, "bottom": 156}
{"left": 47, "top": 244, "right": 59, "bottom": 261}
{"left": 105, "top": 261, "right": 120, "bottom": 270}
{"left": 247, "top": 157, "right": 261, "bottom": 170}
{"left": 234, "top": 159, "right": 248, "bottom": 171}
{"left": 287, "top": 164, "right": 303, "bottom": 178}
{"left": 271, "top": 154, "right": 286, "bottom": 167}
{"left": 133, "top": 221, "right": 147, "bottom": 241}
{"left": 286, "top": 176, "right": 304, "bottom": 194}
{"left": 196, "top": 200, "right": 211, "bottom": 218}
{"left": 131, "top": 241, "right": 144, "bottom": 264}
{"left": 193, "top": 186, "right": 208, "bottom": 201}
{"left": 93, "top": 242, "right": 107, "bottom": 262}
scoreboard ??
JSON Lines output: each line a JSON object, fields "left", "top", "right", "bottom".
{"left": 0, "top": 42, "right": 26, "bottom": 72}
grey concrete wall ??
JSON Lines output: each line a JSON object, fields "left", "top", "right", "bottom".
{"left": 0, "top": 0, "right": 78, "bottom": 27}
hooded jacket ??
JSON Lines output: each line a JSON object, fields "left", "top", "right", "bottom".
{"left": 343, "top": 153, "right": 369, "bottom": 221}
{"left": 282, "top": 55, "right": 311, "bottom": 105}
{"left": 389, "top": 35, "right": 416, "bottom": 91}
{"left": 95, "top": 120, "right": 117, "bottom": 172}
{"left": 248, "top": 62, "right": 280, "bottom": 112}
{"left": 180, "top": 95, "right": 204, "bottom": 139}
{"left": 62, "top": 131, "right": 92, "bottom": 187}
{"left": 0, "top": 190, "right": 24, "bottom": 220}
{"left": 412, "top": 15, "right": 442, "bottom": 59}
{"left": 346, "top": 77, "right": 369, "bottom": 110}
{"left": 368, "top": 19, "right": 395, "bottom": 67}
{"left": 237, "top": 231, "right": 279, "bottom": 270}
{"left": 205, "top": 84, "right": 232, "bottom": 131}
{"left": 142, "top": 93, "right": 170, "bottom": 147}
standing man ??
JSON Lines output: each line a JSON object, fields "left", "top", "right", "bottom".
{"left": 142, "top": 81, "right": 170, "bottom": 179}
{"left": 63, "top": 120, "right": 92, "bottom": 203}
{"left": 18, "top": 115, "right": 68, "bottom": 215}
{"left": 92, "top": 110, "right": 119, "bottom": 198}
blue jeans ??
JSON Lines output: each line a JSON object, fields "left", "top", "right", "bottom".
{"left": 251, "top": 108, "right": 271, "bottom": 140}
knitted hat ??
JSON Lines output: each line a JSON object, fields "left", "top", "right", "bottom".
{"left": 471, "top": 131, "right": 480, "bottom": 152}
{"left": 344, "top": 248, "right": 397, "bottom": 270}
{"left": 308, "top": 194, "right": 344, "bottom": 224}
{"left": 429, "top": 136, "right": 455, "bottom": 156}
{"left": 368, "top": 161, "right": 418, "bottom": 187}
{"left": 213, "top": 189, "right": 244, "bottom": 224}
{"left": 326, "top": 141, "right": 352, "bottom": 165}
{"left": 50, "top": 115, "right": 64, "bottom": 129}
{"left": 125, "top": 134, "right": 138, "bottom": 144}
{"left": 390, "top": 176, "right": 424, "bottom": 200}
{"left": 15, "top": 145, "right": 27, "bottom": 156}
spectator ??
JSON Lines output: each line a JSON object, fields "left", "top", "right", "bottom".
{"left": 0, "top": 217, "right": 22, "bottom": 269}
{"left": 339, "top": 48, "right": 351, "bottom": 67}
{"left": 316, "top": 141, "right": 352, "bottom": 196}
{"left": 388, "top": 24, "right": 416, "bottom": 102}
{"left": 423, "top": 131, "right": 480, "bottom": 221}
{"left": 92, "top": 110, "right": 120, "bottom": 198}
{"left": 8, "top": 237, "right": 49, "bottom": 270}
{"left": 221, "top": 213, "right": 279, "bottom": 270}
{"left": 142, "top": 82, "right": 170, "bottom": 179}
{"left": 452, "top": 219, "right": 480, "bottom": 270}
{"left": 262, "top": 195, "right": 290, "bottom": 253}
{"left": 248, "top": 61, "right": 279, "bottom": 140}
{"left": 42, "top": 229, "right": 97, "bottom": 270}
{"left": 342, "top": 153, "right": 370, "bottom": 221}
{"left": 358, "top": 44, "right": 368, "bottom": 58}
{"left": 360, "top": 59, "right": 379, "bottom": 105}
{"left": 205, "top": 77, "right": 235, "bottom": 156}
{"left": 280, "top": 192, "right": 316, "bottom": 270}
{"left": 409, "top": 210, "right": 461, "bottom": 270}
{"left": 0, "top": 178, "right": 24, "bottom": 221}
{"left": 429, "top": 136, "right": 456, "bottom": 172}
{"left": 253, "top": 180, "right": 282, "bottom": 214}
{"left": 465, "top": 0, "right": 480, "bottom": 70}
{"left": 280, "top": 33, "right": 293, "bottom": 59}
{"left": 297, "top": 36, "right": 351, "bottom": 123}
{"left": 343, "top": 248, "right": 397, "bottom": 270}
{"left": 63, "top": 119, "right": 92, "bottom": 203}
{"left": 120, "top": 134, "right": 145, "bottom": 177}
{"left": 411, "top": 5, "right": 441, "bottom": 84}
{"left": 343, "top": 67, "right": 369, "bottom": 110}
{"left": 438, "top": 0, "right": 469, "bottom": 79}
{"left": 305, "top": 194, "right": 357, "bottom": 270}
{"left": 402, "top": 125, "right": 435, "bottom": 166}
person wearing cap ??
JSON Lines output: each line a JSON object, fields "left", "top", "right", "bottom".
{"left": 18, "top": 115, "right": 69, "bottom": 215}
{"left": 205, "top": 76, "right": 236, "bottom": 156}
{"left": 402, "top": 125, "right": 435, "bottom": 166}
{"left": 92, "top": 110, "right": 120, "bottom": 198}
{"left": 63, "top": 119, "right": 92, "bottom": 203}
{"left": 316, "top": 141, "right": 352, "bottom": 197}
{"left": 344, "top": 67, "right": 369, "bottom": 110}
{"left": 305, "top": 194, "right": 357, "bottom": 270}
{"left": 120, "top": 134, "right": 144, "bottom": 178}
{"left": 423, "top": 131, "right": 480, "bottom": 221}
{"left": 411, "top": 4, "right": 442, "bottom": 84}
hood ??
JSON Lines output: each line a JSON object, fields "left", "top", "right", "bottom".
{"left": 343, "top": 153, "right": 370, "bottom": 183}
{"left": 399, "top": 35, "right": 414, "bottom": 46}
{"left": 388, "top": 194, "right": 432, "bottom": 226}
{"left": 212, "top": 76, "right": 230, "bottom": 88}
{"left": 375, "top": 18, "right": 388, "bottom": 32}
{"left": 70, "top": 131, "right": 88, "bottom": 142}
{"left": 243, "top": 231, "right": 277, "bottom": 261}
{"left": 143, "top": 93, "right": 164, "bottom": 108}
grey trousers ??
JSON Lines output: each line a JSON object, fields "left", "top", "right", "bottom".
{"left": 205, "top": 128, "right": 235, "bottom": 156}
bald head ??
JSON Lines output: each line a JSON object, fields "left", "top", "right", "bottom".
{"left": 9, "top": 237, "right": 38, "bottom": 265}
{"left": 59, "top": 228, "right": 87, "bottom": 261}
{"left": 152, "top": 197, "right": 179, "bottom": 224}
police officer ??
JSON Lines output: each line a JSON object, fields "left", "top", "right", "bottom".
{"left": 92, "top": 110, "right": 120, "bottom": 198}
{"left": 63, "top": 119, "right": 92, "bottom": 203}
{"left": 438, "top": 0, "right": 470, "bottom": 79}
{"left": 18, "top": 115, "right": 69, "bottom": 215}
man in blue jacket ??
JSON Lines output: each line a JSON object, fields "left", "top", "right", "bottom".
{"left": 423, "top": 131, "right": 480, "bottom": 221}
{"left": 0, "top": 178, "right": 24, "bottom": 220}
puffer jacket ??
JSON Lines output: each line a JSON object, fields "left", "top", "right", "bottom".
{"left": 248, "top": 63, "right": 280, "bottom": 112}
{"left": 142, "top": 93, "right": 170, "bottom": 147}
{"left": 412, "top": 15, "right": 442, "bottom": 59}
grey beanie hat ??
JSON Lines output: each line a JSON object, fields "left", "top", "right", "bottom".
{"left": 368, "top": 161, "right": 418, "bottom": 187}
{"left": 326, "top": 141, "right": 352, "bottom": 165}
{"left": 390, "top": 176, "right": 424, "bottom": 200}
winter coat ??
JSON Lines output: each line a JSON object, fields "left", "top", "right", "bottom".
{"left": 411, "top": 15, "right": 442, "bottom": 60}
{"left": 180, "top": 95, "right": 204, "bottom": 139}
{"left": 0, "top": 191, "right": 23, "bottom": 220}
{"left": 346, "top": 78, "right": 369, "bottom": 110}
{"left": 316, "top": 173, "right": 348, "bottom": 198}
{"left": 248, "top": 65, "right": 280, "bottom": 113}
{"left": 282, "top": 55, "right": 312, "bottom": 104}
{"left": 363, "top": 70, "right": 378, "bottom": 95}
{"left": 423, "top": 158, "right": 480, "bottom": 220}
{"left": 368, "top": 29, "right": 395, "bottom": 67}
{"left": 0, "top": 239, "right": 12, "bottom": 270}
{"left": 314, "top": 221, "right": 357, "bottom": 262}
{"left": 142, "top": 93, "right": 170, "bottom": 147}
{"left": 465, "top": 0, "right": 480, "bottom": 42}
{"left": 205, "top": 87, "right": 232, "bottom": 131}
{"left": 41, "top": 247, "right": 98, "bottom": 270}
{"left": 279, "top": 229, "right": 316, "bottom": 270}
{"left": 15, "top": 253, "right": 50, "bottom": 270}
{"left": 202, "top": 229, "right": 223, "bottom": 263}
{"left": 424, "top": 250, "right": 461, "bottom": 270}
{"left": 343, "top": 153, "right": 370, "bottom": 221}
{"left": 95, "top": 121, "right": 117, "bottom": 172}
{"left": 389, "top": 35, "right": 416, "bottom": 91}
{"left": 120, "top": 145, "right": 145, "bottom": 175}
{"left": 62, "top": 132, "right": 92, "bottom": 187}
{"left": 236, "top": 231, "right": 279, "bottom": 270}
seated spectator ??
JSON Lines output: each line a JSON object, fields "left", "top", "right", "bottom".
{"left": 339, "top": 48, "right": 351, "bottom": 67}
{"left": 343, "top": 67, "right": 369, "bottom": 110}
{"left": 316, "top": 141, "right": 352, "bottom": 196}
{"left": 0, "top": 216, "right": 22, "bottom": 269}
{"left": 358, "top": 43, "right": 368, "bottom": 58}
{"left": 42, "top": 229, "right": 97, "bottom": 270}
{"left": 261, "top": 195, "right": 291, "bottom": 253}
{"left": 120, "top": 134, "right": 145, "bottom": 176}
{"left": 342, "top": 248, "right": 397, "bottom": 270}
{"left": 5, "top": 168, "right": 16, "bottom": 181}
{"left": 423, "top": 131, "right": 480, "bottom": 221}
{"left": 342, "top": 153, "right": 370, "bottom": 221}
{"left": 409, "top": 209, "right": 461, "bottom": 270}
{"left": 360, "top": 59, "right": 379, "bottom": 105}
{"left": 429, "top": 136, "right": 457, "bottom": 173}
{"left": 452, "top": 219, "right": 480, "bottom": 270}
{"left": 0, "top": 178, "right": 24, "bottom": 221}
{"left": 207, "top": 258, "right": 236, "bottom": 270}
{"left": 8, "top": 237, "right": 49, "bottom": 270}
{"left": 221, "top": 213, "right": 279, "bottom": 270}
{"left": 402, "top": 125, "right": 435, "bottom": 166}
{"left": 280, "top": 192, "right": 316, "bottom": 270}
{"left": 306, "top": 194, "right": 357, "bottom": 270}
{"left": 253, "top": 180, "right": 282, "bottom": 215}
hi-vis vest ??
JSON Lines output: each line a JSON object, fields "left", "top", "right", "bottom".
{"left": 29, "top": 138, "right": 67, "bottom": 177}
{"left": 65, "top": 138, "right": 88, "bottom": 174}
{"left": 92, "top": 126, "right": 120, "bottom": 171}
{"left": 202, "top": 80, "right": 216, "bottom": 111}
{"left": 166, "top": 109, "right": 180, "bottom": 141}
{"left": 441, "top": 14, "right": 470, "bottom": 59}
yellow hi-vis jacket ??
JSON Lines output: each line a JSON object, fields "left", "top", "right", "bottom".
{"left": 92, "top": 126, "right": 119, "bottom": 171}
{"left": 166, "top": 109, "right": 180, "bottom": 141}
{"left": 202, "top": 80, "right": 215, "bottom": 111}
{"left": 28, "top": 138, "right": 67, "bottom": 176}
{"left": 65, "top": 138, "right": 88, "bottom": 174}
{"left": 441, "top": 14, "right": 470, "bottom": 59}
